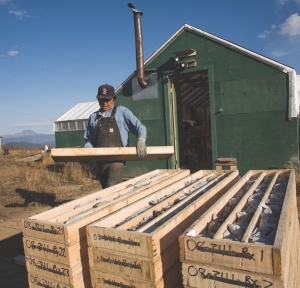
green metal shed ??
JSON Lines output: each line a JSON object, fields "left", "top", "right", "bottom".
{"left": 54, "top": 24, "right": 299, "bottom": 178}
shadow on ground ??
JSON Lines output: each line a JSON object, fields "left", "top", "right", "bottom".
{"left": 4, "top": 188, "right": 72, "bottom": 208}
{"left": 0, "top": 232, "right": 29, "bottom": 288}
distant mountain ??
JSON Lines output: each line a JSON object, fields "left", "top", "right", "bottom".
{"left": 1, "top": 130, "right": 55, "bottom": 147}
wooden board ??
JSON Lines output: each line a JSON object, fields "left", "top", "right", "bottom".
{"left": 25, "top": 255, "right": 90, "bottom": 286}
{"left": 27, "top": 272, "right": 91, "bottom": 288}
{"left": 22, "top": 169, "right": 189, "bottom": 245}
{"left": 179, "top": 169, "right": 298, "bottom": 279}
{"left": 88, "top": 240, "right": 179, "bottom": 283}
{"left": 181, "top": 261, "right": 284, "bottom": 288}
{"left": 50, "top": 146, "right": 174, "bottom": 162}
{"left": 91, "top": 260, "right": 183, "bottom": 288}
{"left": 23, "top": 237, "right": 88, "bottom": 265}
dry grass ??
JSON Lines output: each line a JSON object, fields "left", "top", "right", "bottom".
{"left": 0, "top": 148, "right": 100, "bottom": 221}
{"left": 25, "top": 158, "right": 93, "bottom": 188}
{"left": 5, "top": 149, "right": 95, "bottom": 189}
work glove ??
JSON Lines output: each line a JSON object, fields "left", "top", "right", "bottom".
{"left": 136, "top": 137, "right": 147, "bottom": 158}
{"left": 84, "top": 141, "right": 93, "bottom": 148}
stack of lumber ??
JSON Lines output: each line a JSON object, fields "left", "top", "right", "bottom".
{"left": 22, "top": 169, "right": 190, "bottom": 288}
{"left": 86, "top": 169, "right": 239, "bottom": 288}
{"left": 179, "top": 169, "right": 299, "bottom": 288}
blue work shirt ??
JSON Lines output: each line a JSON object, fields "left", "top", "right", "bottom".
{"left": 84, "top": 105, "right": 147, "bottom": 148}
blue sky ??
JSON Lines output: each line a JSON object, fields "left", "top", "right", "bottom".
{"left": 0, "top": 0, "right": 299, "bottom": 135}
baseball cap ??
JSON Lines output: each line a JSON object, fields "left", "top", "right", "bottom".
{"left": 96, "top": 84, "right": 115, "bottom": 100}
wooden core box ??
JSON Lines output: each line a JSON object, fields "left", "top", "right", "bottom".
{"left": 179, "top": 169, "right": 299, "bottom": 288}
{"left": 22, "top": 169, "right": 190, "bottom": 288}
{"left": 86, "top": 169, "right": 239, "bottom": 288}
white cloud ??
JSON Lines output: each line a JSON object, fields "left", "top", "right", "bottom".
{"left": 0, "top": 0, "right": 10, "bottom": 5}
{"left": 276, "top": 0, "right": 288, "bottom": 5}
{"left": 8, "top": 50, "right": 19, "bottom": 56}
{"left": 257, "top": 25, "right": 277, "bottom": 39}
{"left": 277, "top": 0, "right": 300, "bottom": 6}
{"left": 8, "top": 10, "right": 31, "bottom": 19}
{"left": 271, "top": 50, "right": 290, "bottom": 57}
{"left": 279, "top": 13, "right": 300, "bottom": 36}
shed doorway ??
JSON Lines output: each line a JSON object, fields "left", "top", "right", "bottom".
{"left": 170, "top": 70, "right": 213, "bottom": 173}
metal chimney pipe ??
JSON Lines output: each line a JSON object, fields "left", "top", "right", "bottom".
{"left": 128, "top": 3, "right": 148, "bottom": 88}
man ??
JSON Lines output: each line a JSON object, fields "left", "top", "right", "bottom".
{"left": 84, "top": 84, "right": 147, "bottom": 188}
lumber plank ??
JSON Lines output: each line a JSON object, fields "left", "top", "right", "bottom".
{"left": 296, "top": 227, "right": 300, "bottom": 288}
{"left": 51, "top": 146, "right": 174, "bottom": 162}
{"left": 273, "top": 169, "right": 296, "bottom": 276}
{"left": 241, "top": 171, "right": 279, "bottom": 242}
{"left": 277, "top": 172, "right": 298, "bottom": 287}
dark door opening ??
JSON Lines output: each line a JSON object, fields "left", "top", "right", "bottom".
{"left": 171, "top": 70, "right": 213, "bottom": 173}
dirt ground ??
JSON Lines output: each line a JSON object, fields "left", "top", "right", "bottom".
{"left": 0, "top": 150, "right": 300, "bottom": 287}
{"left": 0, "top": 150, "right": 101, "bottom": 287}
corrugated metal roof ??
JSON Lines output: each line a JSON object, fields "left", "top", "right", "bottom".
{"left": 55, "top": 102, "right": 98, "bottom": 122}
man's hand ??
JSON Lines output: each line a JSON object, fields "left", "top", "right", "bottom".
{"left": 136, "top": 137, "right": 147, "bottom": 158}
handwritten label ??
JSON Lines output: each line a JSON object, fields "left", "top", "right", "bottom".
{"left": 29, "top": 273, "right": 69, "bottom": 288}
{"left": 97, "top": 256, "right": 141, "bottom": 270}
{"left": 93, "top": 234, "right": 140, "bottom": 247}
{"left": 187, "top": 265, "right": 273, "bottom": 288}
{"left": 97, "top": 277, "right": 136, "bottom": 288}
{"left": 24, "top": 221, "right": 64, "bottom": 236}
{"left": 27, "top": 257, "right": 69, "bottom": 277}
{"left": 186, "top": 239, "right": 258, "bottom": 261}
{"left": 25, "top": 239, "right": 66, "bottom": 258}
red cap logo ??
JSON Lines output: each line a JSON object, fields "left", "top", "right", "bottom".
{"left": 102, "top": 88, "right": 107, "bottom": 95}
